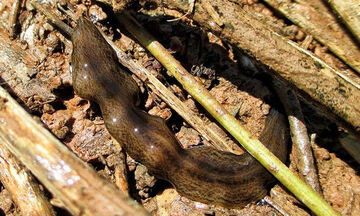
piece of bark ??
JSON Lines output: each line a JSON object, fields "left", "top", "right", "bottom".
{"left": 0, "top": 30, "right": 56, "bottom": 111}
{"left": 266, "top": 185, "right": 310, "bottom": 216}
{"left": 145, "top": 0, "right": 360, "bottom": 137}
{"left": 0, "top": 85, "right": 149, "bottom": 216}
{"left": 327, "top": 0, "right": 360, "bottom": 43}
{"left": 263, "top": 0, "right": 360, "bottom": 74}
{"left": 114, "top": 151, "right": 130, "bottom": 195}
{"left": 0, "top": 142, "right": 56, "bottom": 216}
{"left": 9, "top": 0, "right": 21, "bottom": 38}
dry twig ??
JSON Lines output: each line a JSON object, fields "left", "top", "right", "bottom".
{"left": 114, "top": 151, "right": 129, "bottom": 195}
{"left": 327, "top": 0, "right": 360, "bottom": 43}
{"left": 9, "top": 0, "right": 21, "bottom": 38}
{"left": 0, "top": 142, "right": 56, "bottom": 216}
{"left": 273, "top": 81, "right": 321, "bottom": 194}
{"left": 265, "top": 186, "right": 310, "bottom": 216}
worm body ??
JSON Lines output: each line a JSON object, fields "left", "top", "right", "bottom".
{"left": 71, "top": 18, "right": 288, "bottom": 207}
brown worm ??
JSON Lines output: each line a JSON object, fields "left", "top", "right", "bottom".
{"left": 71, "top": 18, "right": 288, "bottom": 208}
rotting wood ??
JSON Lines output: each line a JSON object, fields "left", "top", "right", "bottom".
{"left": 141, "top": 0, "right": 360, "bottom": 137}
{"left": 263, "top": 0, "right": 360, "bottom": 74}
{"left": 0, "top": 142, "right": 56, "bottom": 216}
{"left": 327, "top": 0, "right": 360, "bottom": 44}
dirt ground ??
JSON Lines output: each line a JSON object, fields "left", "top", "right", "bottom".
{"left": 0, "top": 0, "right": 359, "bottom": 215}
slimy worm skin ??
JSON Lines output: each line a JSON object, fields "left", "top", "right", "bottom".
{"left": 71, "top": 18, "right": 288, "bottom": 208}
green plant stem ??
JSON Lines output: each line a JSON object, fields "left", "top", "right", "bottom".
{"left": 117, "top": 12, "right": 340, "bottom": 216}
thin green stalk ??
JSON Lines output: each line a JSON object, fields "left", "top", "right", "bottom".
{"left": 117, "top": 13, "right": 340, "bottom": 216}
